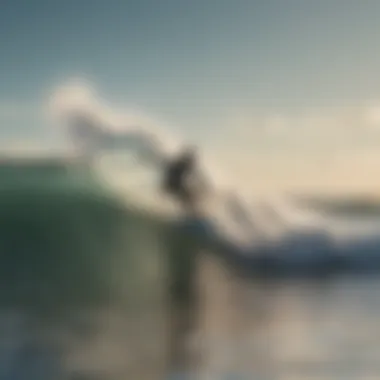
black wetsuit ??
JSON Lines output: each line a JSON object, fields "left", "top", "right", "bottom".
{"left": 163, "top": 152, "right": 196, "bottom": 207}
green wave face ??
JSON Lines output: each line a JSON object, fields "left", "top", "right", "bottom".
{"left": 0, "top": 158, "right": 172, "bottom": 379}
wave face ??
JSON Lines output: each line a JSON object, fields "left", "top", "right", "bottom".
{"left": 0, "top": 158, "right": 173, "bottom": 380}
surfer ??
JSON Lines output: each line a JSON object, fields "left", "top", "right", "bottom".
{"left": 162, "top": 146, "right": 205, "bottom": 213}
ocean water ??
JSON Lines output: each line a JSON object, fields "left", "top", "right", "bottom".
{"left": 1, "top": 157, "right": 380, "bottom": 379}
{"left": 0, "top": 158, "right": 171, "bottom": 379}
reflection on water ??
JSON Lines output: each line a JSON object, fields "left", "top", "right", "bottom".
{"left": 194, "top": 257, "right": 380, "bottom": 379}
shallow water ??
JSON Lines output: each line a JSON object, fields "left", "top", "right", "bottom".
{"left": 195, "top": 262, "right": 380, "bottom": 379}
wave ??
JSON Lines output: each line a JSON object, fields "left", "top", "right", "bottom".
{"left": 1, "top": 154, "right": 380, "bottom": 378}
{"left": 0, "top": 158, "right": 171, "bottom": 314}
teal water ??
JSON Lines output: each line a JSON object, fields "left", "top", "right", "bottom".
{"left": 0, "top": 159, "right": 171, "bottom": 379}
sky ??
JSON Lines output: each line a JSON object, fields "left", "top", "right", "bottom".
{"left": 2, "top": 0, "right": 380, "bottom": 193}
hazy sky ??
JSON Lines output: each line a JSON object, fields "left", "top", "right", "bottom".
{"left": 2, "top": 0, "right": 380, "bottom": 191}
